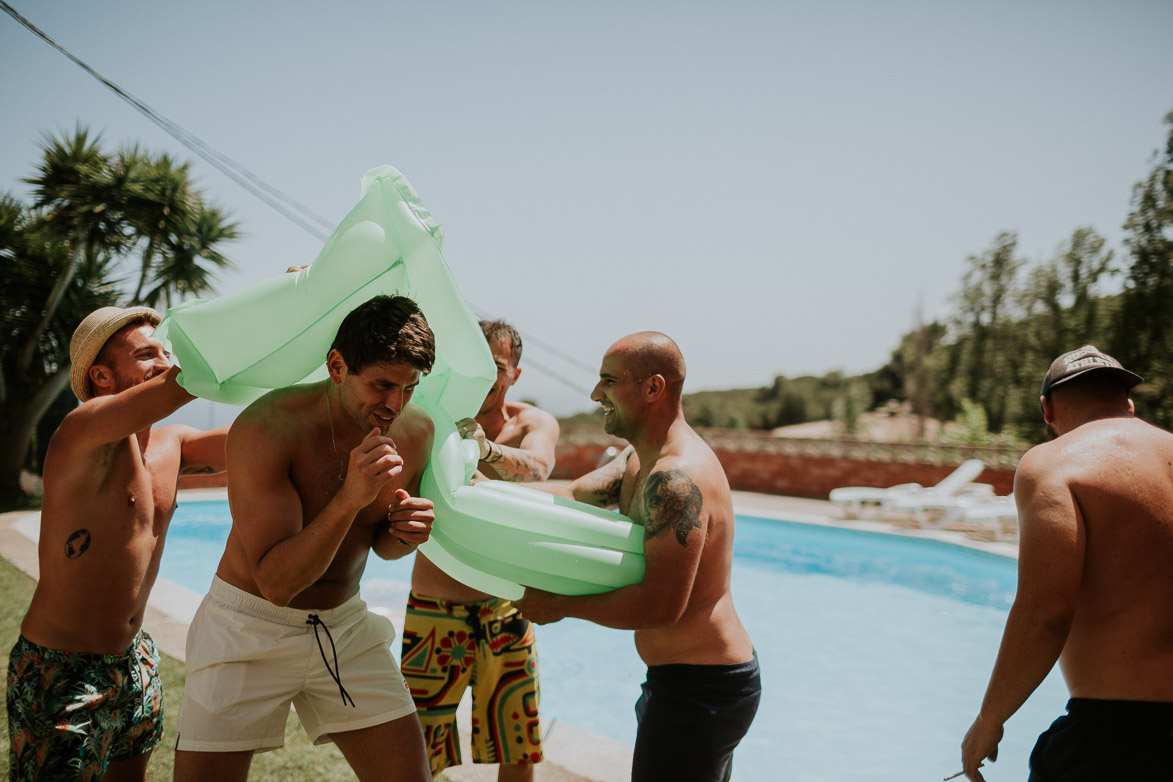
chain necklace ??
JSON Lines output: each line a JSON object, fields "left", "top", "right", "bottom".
{"left": 324, "top": 382, "right": 346, "bottom": 481}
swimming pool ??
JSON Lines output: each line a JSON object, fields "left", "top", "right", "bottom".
{"left": 160, "top": 500, "right": 1067, "bottom": 782}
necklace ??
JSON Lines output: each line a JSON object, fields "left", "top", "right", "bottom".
{"left": 324, "top": 383, "right": 346, "bottom": 481}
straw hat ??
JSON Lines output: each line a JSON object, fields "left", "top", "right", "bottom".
{"left": 69, "top": 306, "right": 162, "bottom": 401}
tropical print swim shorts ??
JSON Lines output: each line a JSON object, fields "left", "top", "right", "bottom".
{"left": 6, "top": 630, "right": 164, "bottom": 781}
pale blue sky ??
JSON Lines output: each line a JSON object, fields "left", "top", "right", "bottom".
{"left": 4, "top": 1, "right": 1172, "bottom": 422}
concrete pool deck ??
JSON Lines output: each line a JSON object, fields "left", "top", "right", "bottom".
{"left": 0, "top": 489, "right": 1017, "bottom": 781}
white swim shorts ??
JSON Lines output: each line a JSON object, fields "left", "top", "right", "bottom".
{"left": 175, "top": 576, "right": 417, "bottom": 753}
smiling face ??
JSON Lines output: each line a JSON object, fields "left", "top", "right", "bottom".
{"left": 89, "top": 323, "right": 172, "bottom": 396}
{"left": 478, "top": 337, "right": 521, "bottom": 416}
{"left": 333, "top": 354, "right": 422, "bottom": 434}
{"left": 591, "top": 348, "right": 644, "bottom": 439}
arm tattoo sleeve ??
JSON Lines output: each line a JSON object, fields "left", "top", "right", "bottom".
{"left": 642, "top": 470, "right": 703, "bottom": 547}
{"left": 576, "top": 448, "right": 631, "bottom": 506}
{"left": 482, "top": 441, "right": 550, "bottom": 482}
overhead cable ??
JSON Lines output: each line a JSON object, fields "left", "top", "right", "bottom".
{"left": 1, "top": 0, "right": 334, "bottom": 243}
{"left": 3, "top": 0, "right": 596, "bottom": 398}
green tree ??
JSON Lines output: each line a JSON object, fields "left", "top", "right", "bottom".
{"left": 0, "top": 127, "right": 239, "bottom": 502}
{"left": 949, "top": 232, "right": 1027, "bottom": 432}
{"left": 1112, "top": 110, "right": 1173, "bottom": 428}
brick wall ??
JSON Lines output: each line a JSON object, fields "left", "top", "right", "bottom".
{"left": 176, "top": 429, "right": 1026, "bottom": 498}
{"left": 554, "top": 427, "right": 1025, "bottom": 499}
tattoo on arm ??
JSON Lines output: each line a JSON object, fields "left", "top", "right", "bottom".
{"left": 482, "top": 441, "right": 549, "bottom": 482}
{"left": 642, "top": 470, "right": 703, "bottom": 547}
{"left": 576, "top": 448, "right": 631, "bottom": 506}
{"left": 65, "top": 529, "right": 91, "bottom": 559}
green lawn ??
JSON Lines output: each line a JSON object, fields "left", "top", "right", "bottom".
{"left": 0, "top": 556, "right": 456, "bottom": 780}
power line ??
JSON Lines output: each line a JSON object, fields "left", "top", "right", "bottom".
{"left": 3, "top": 0, "right": 597, "bottom": 399}
{"left": 1, "top": 0, "right": 334, "bottom": 243}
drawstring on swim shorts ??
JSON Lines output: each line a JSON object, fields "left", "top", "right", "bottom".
{"left": 306, "top": 614, "right": 356, "bottom": 708}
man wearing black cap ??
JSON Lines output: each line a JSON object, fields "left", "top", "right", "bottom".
{"left": 6, "top": 306, "right": 228, "bottom": 781}
{"left": 961, "top": 345, "right": 1173, "bottom": 781}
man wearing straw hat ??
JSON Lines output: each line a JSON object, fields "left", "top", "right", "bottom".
{"left": 6, "top": 305, "right": 228, "bottom": 781}
{"left": 961, "top": 345, "right": 1173, "bottom": 781}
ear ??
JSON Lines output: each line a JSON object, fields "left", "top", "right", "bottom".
{"left": 325, "top": 349, "right": 347, "bottom": 383}
{"left": 1040, "top": 395, "right": 1054, "bottom": 424}
{"left": 1128, "top": 398, "right": 1135, "bottom": 415}
{"left": 643, "top": 374, "right": 667, "bottom": 402}
{"left": 508, "top": 365, "right": 522, "bottom": 387}
{"left": 88, "top": 363, "right": 115, "bottom": 395}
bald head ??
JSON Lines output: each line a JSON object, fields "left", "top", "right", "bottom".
{"left": 608, "top": 332, "right": 686, "bottom": 392}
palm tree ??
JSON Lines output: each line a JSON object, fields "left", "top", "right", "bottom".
{"left": 1, "top": 126, "right": 239, "bottom": 502}
{"left": 0, "top": 193, "right": 121, "bottom": 501}
{"left": 144, "top": 202, "right": 239, "bottom": 308}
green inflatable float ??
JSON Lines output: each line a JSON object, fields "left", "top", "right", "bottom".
{"left": 154, "top": 165, "right": 643, "bottom": 600}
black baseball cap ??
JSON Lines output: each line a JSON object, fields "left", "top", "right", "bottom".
{"left": 1040, "top": 345, "right": 1143, "bottom": 397}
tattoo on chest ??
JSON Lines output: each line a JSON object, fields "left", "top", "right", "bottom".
{"left": 641, "top": 470, "right": 703, "bottom": 547}
{"left": 65, "top": 529, "right": 91, "bottom": 559}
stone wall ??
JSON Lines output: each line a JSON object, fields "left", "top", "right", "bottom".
{"left": 553, "top": 427, "right": 1025, "bottom": 498}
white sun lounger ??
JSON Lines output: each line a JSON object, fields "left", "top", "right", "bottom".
{"left": 829, "top": 459, "right": 987, "bottom": 519}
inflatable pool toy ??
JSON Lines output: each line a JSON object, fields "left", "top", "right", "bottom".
{"left": 154, "top": 165, "right": 644, "bottom": 599}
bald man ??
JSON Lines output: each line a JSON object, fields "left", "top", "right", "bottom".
{"left": 517, "top": 332, "right": 759, "bottom": 782}
{"left": 961, "top": 345, "right": 1173, "bottom": 781}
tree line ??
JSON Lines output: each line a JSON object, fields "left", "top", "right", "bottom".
{"left": 4, "top": 111, "right": 1170, "bottom": 502}
{"left": 568, "top": 110, "right": 1173, "bottom": 443}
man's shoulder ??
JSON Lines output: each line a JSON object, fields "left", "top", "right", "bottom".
{"left": 507, "top": 400, "right": 558, "bottom": 428}
{"left": 396, "top": 402, "right": 436, "bottom": 442}
{"left": 232, "top": 385, "right": 315, "bottom": 440}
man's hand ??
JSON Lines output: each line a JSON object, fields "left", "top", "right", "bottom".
{"left": 960, "top": 714, "right": 1001, "bottom": 781}
{"left": 341, "top": 428, "right": 403, "bottom": 508}
{"left": 386, "top": 488, "right": 434, "bottom": 546}
{"left": 516, "top": 587, "right": 568, "bottom": 625}
{"left": 455, "top": 417, "right": 490, "bottom": 460}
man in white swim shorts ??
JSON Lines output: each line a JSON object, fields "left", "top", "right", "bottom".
{"left": 173, "top": 295, "right": 438, "bottom": 781}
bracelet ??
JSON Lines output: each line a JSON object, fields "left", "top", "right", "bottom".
{"left": 484, "top": 441, "right": 504, "bottom": 464}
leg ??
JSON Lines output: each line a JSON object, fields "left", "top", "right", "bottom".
{"left": 173, "top": 749, "right": 254, "bottom": 782}
{"left": 401, "top": 592, "right": 476, "bottom": 776}
{"left": 99, "top": 750, "right": 152, "bottom": 782}
{"left": 468, "top": 600, "right": 542, "bottom": 770}
{"left": 332, "top": 713, "right": 431, "bottom": 782}
{"left": 497, "top": 762, "right": 535, "bottom": 782}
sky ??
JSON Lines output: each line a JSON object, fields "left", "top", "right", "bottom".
{"left": 4, "top": 1, "right": 1172, "bottom": 425}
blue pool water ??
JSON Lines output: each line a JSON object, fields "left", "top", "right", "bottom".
{"left": 160, "top": 501, "right": 1067, "bottom": 782}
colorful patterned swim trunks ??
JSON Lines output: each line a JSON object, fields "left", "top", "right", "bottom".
{"left": 6, "top": 630, "right": 164, "bottom": 781}
{"left": 401, "top": 591, "right": 542, "bottom": 775}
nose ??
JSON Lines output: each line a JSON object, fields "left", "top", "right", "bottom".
{"left": 590, "top": 382, "right": 604, "bottom": 402}
{"left": 385, "top": 387, "right": 407, "bottom": 414}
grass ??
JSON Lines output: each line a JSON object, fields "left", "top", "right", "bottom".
{"left": 0, "top": 555, "right": 409, "bottom": 781}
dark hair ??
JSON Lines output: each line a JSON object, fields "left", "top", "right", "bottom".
{"left": 479, "top": 319, "right": 522, "bottom": 365}
{"left": 331, "top": 295, "right": 435, "bottom": 374}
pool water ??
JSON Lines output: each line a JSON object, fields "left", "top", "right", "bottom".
{"left": 160, "top": 502, "right": 1067, "bottom": 782}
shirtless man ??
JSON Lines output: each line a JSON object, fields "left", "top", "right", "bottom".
{"left": 173, "top": 295, "right": 436, "bottom": 782}
{"left": 961, "top": 345, "right": 1173, "bottom": 781}
{"left": 517, "top": 332, "right": 760, "bottom": 782}
{"left": 402, "top": 319, "right": 558, "bottom": 781}
{"left": 7, "top": 306, "right": 227, "bottom": 781}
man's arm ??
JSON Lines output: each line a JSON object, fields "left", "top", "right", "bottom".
{"left": 54, "top": 365, "right": 194, "bottom": 454}
{"left": 227, "top": 412, "right": 402, "bottom": 606}
{"left": 517, "top": 462, "right": 704, "bottom": 630}
{"left": 526, "top": 446, "right": 633, "bottom": 505}
{"left": 373, "top": 412, "right": 435, "bottom": 560}
{"left": 171, "top": 424, "right": 230, "bottom": 474}
{"left": 463, "top": 408, "right": 560, "bottom": 482}
{"left": 961, "top": 449, "right": 1084, "bottom": 781}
